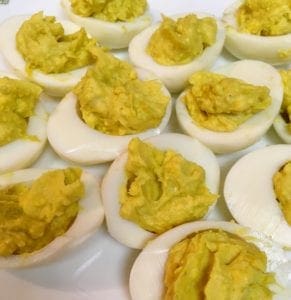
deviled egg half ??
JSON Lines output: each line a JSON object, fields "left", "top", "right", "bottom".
{"left": 0, "top": 71, "right": 47, "bottom": 174}
{"left": 0, "top": 167, "right": 104, "bottom": 268}
{"left": 61, "top": 0, "right": 152, "bottom": 49}
{"left": 223, "top": 0, "right": 291, "bottom": 65}
{"left": 224, "top": 144, "right": 291, "bottom": 248}
{"left": 0, "top": 12, "right": 100, "bottom": 97}
{"left": 128, "top": 13, "right": 225, "bottom": 93}
{"left": 130, "top": 221, "right": 290, "bottom": 300}
{"left": 47, "top": 49, "right": 172, "bottom": 164}
{"left": 101, "top": 133, "right": 220, "bottom": 249}
{"left": 176, "top": 59, "right": 283, "bottom": 154}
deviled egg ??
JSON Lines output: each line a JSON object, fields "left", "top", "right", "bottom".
{"left": 223, "top": 0, "right": 291, "bottom": 65}
{"left": 61, "top": 0, "right": 152, "bottom": 49}
{"left": 0, "top": 167, "right": 104, "bottom": 268}
{"left": 128, "top": 13, "right": 225, "bottom": 93}
{"left": 176, "top": 59, "right": 283, "bottom": 154}
{"left": 101, "top": 133, "right": 220, "bottom": 249}
{"left": 0, "top": 71, "right": 47, "bottom": 174}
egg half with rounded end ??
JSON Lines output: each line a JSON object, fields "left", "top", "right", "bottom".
{"left": 130, "top": 220, "right": 291, "bottom": 300}
{"left": 61, "top": 0, "right": 152, "bottom": 49}
{"left": 224, "top": 144, "right": 291, "bottom": 248}
{"left": 47, "top": 67, "right": 172, "bottom": 164}
{"left": 222, "top": 0, "right": 291, "bottom": 65}
{"left": 0, "top": 71, "right": 47, "bottom": 174}
{"left": 0, "top": 14, "right": 97, "bottom": 97}
{"left": 0, "top": 167, "right": 104, "bottom": 268}
{"left": 101, "top": 133, "right": 220, "bottom": 249}
{"left": 176, "top": 59, "right": 283, "bottom": 154}
{"left": 128, "top": 12, "right": 225, "bottom": 93}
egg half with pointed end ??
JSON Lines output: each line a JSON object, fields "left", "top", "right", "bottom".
{"left": 0, "top": 167, "right": 104, "bottom": 268}
{"left": 0, "top": 71, "right": 47, "bottom": 174}
{"left": 130, "top": 221, "right": 291, "bottom": 300}
{"left": 223, "top": 0, "right": 291, "bottom": 65}
{"left": 176, "top": 59, "right": 283, "bottom": 154}
{"left": 0, "top": 12, "right": 99, "bottom": 97}
{"left": 224, "top": 144, "right": 291, "bottom": 248}
{"left": 61, "top": 0, "right": 152, "bottom": 49}
{"left": 128, "top": 12, "right": 225, "bottom": 93}
{"left": 101, "top": 133, "right": 220, "bottom": 249}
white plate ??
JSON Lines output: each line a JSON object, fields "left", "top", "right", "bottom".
{"left": 0, "top": 0, "right": 287, "bottom": 299}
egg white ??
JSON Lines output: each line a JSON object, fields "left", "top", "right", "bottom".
{"left": 47, "top": 68, "right": 172, "bottom": 164}
{"left": 176, "top": 59, "right": 283, "bottom": 154}
{"left": 0, "top": 168, "right": 104, "bottom": 268}
{"left": 274, "top": 115, "right": 291, "bottom": 144}
{"left": 0, "top": 71, "right": 47, "bottom": 174}
{"left": 0, "top": 15, "right": 94, "bottom": 97}
{"left": 101, "top": 133, "right": 220, "bottom": 249}
{"left": 222, "top": 0, "right": 291, "bottom": 65}
{"left": 224, "top": 144, "right": 291, "bottom": 248}
{"left": 130, "top": 221, "right": 290, "bottom": 300}
{"left": 61, "top": 0, "right": 152, "bottom": 49}
{"left": 128, "top": 12, "right": 225, "bottom": 93}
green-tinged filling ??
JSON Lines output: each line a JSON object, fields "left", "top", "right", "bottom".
{"left": 273, "top": 161, "right": 291, "bottom": 225}
{"left": 0, "top": 77, "right": 42, "bottom": 146}
{"left": 119, "top": 138, "right": 217, "bottom": 234}
{"left": 74, "top": 48, "right": 169, "bottom": 135}
{"left": 70, "top": 0, "right": 147, "bottom": 22}
{"left": 183, "top": 71, "right": 271, "bottom": 132}
{"left": 0, "top": 168, "right": 84, "bottom": 256}
{"left": 146, "top": 14, "right": 217, "bottom": 66}
{"left": 279, "top": 70, "right": 291, "bottom": 133}
{"left": 16, "top": 12, "right": 98, "bottom": 74}
{"left": 237, "top": 0, "right": 291, "bottom": 36}
{"left": 164, "top": 230, "right": 275, "bottom": 300}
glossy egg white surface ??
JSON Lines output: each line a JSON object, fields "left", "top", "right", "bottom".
{"left": 101, "top": 133, "right": 220, "bottom": 249}
{"left": 176, "top": 60, "right": 283, "bottom": 154}
{"left": 222, "top": 0, "right": 291, "bottom": 65}
{"left": 224, "top": 144, "right": 291, "bottom": 247}
{"left": 130, "top": 221, "right": 291, "bottom": 300}
{"left": 61, "top": 0, "right": 152, "bottom": 49}
{"left": 0, "top": 168, "right": 104, "bottom": 268}
{"left": 274, "top": 115, "right": 291, "bottom": 144}
{"left": 128, "top": 12, "right": 225, "bottom": 93}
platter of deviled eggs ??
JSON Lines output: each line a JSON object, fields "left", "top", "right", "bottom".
{"left": 0, "top": 0, "right": 291, "bottom": 299}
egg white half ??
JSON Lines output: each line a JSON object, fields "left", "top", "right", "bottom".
{"left": 274, "top": 115, "right": 291, "bottom": 144}
{"left": 176, "top": 59, "right": 283, "bottom": 154}
{"left": 128, "top": 12, "right": 225, "bottom": 93}
{"left": 101, "top": 133, "right": 220, "bottom": 249}
{"left": 0, "top": 168, "right": 104, "bottom": 268}
{"left": 0, "top": 15, "right": 93, "bottom": 97}
{"left": 61, "top": 0, "right": 152, "bottom": 49}
{"left": 223, "top": 0, "right": 291, "bottom": 65}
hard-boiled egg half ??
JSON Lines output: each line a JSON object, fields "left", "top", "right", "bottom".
{"left": 224, "top": 144, "right": 291, "bottom": 248}
{"left": 0, "top": 71, "right": 47, "bottom": 174}
{"left": 101, "top": 133, "right": 220, "bottom": 249}
{"left": 0, "top": 12, "right": 99, "bottom": 97}
{"left": 222, "top": 0, "right": 291, "bottom": 65}
{"left": 130, "top": 221, "right": 290, "bottom": 300}
{"left": 0, "top": 167, "right": 104, "bottom": 268}
{"left": 61, "top": 0, "right": 152, "bottom": 49}
{"left": 176, "top": 60, "right": 283, "bottom": 154}
{"left": 128, "top": 13, "right": 225, "bottom": 93}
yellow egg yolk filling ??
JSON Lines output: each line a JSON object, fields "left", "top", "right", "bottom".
{"left": 70, "top": 0, "right": 147, "bottom": 22}
{"left": 0, "top": 168, "right": 84, "bottom": 256}
{"left": 119, "top": 138, "right": 218, "bottom": 234}
{"left": 273, "top": 161, "right": 291, "bottom": 225}
{"left": 0, "top": 77, "right": 42, "bottom": 146}
{"left": 183, "top": 71, "right": 271, "bottom": 132}
{"left": 237, "top": 0, "right": 291, "bottom": 36}
{"left": 164, "top": 230, "right": 275, "bottom": 300}
{"left": 74, "top": 48, "right": 169, "bottom": 135}
{"left": 16, "top": 12, "right": 98, "bottom": 74}
{"left": 146, "top": 14, "right": 217, "bottom": 66}
{"left": 279, "top": 70, "right": 291, "bottom": 133}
